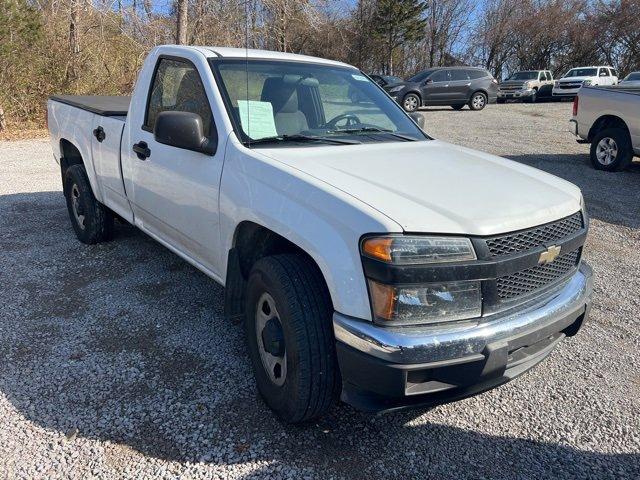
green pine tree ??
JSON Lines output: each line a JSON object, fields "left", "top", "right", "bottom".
{"left": 372, "top": 0, "right": 427, "bottom": 75}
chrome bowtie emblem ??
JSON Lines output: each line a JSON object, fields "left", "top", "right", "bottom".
{"left": 539, "top": 245, "right": 561, "bottom": 265}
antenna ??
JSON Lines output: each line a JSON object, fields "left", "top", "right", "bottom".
{"left": 244, "top": 0, "right": 250, "bottom": 144}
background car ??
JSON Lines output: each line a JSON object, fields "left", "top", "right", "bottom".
{"left": 382, "top": 67, "right": 499, "bottom": 112}
{"left": 552, "top": 66, "right": 618, "bottom": 99}
{"left": 369, "top": 74, "right": 403, "bottom": 87}
{"left": 619, "top": 71, "right": 640, "bottom": 86}
{"left": 498, "top": 70, "right": 554, "bottom": 103}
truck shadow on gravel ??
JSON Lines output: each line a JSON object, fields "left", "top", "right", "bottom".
{"left": 1, "top": 191, "right": 638, "bottom": 479}
{"left": 505, "top": 153, "right": 640, "bottom": 229}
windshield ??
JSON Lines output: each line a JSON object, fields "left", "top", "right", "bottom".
{"left": 210, "top": 59, "right": 426, "bottom": 147}
{"left": 508, "top": 71, "right": 538, "bottom": 80}
{"left": 623, "top": 72, "right": 640, "bottom": 81}
{"left": 565, "top": 68, "right": 597, "bottom": 78}
{"left": 384, "top": 75, "right": 402, "bottom": 84}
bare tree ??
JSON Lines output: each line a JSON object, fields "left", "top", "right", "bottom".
{"left": 176, "top": 0, "right": 188, "bottom": 44}
{"left": 425, "top": 0, "right": 471, "bottom": 67}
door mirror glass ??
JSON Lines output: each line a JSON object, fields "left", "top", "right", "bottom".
{"left": 408, "top": 112, "right": 425, "bottom": 130}
{"left": 154, "top": 111, "right": 217, "bottom": 155}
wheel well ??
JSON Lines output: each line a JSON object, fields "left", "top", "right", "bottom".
{"left": 588, "top": 115, "right": 629, "bottom": 141}
{"left": 59, "top": 139, "right": 83, "bottom": 179}
{"left": 224, "top": 221, "right": 331, "bottom": 320}
{"left": 470, "top": 89, "right": 488, "bottom": 99}
{"left": 233, "top": 222, "right": 309, "bottom": 279}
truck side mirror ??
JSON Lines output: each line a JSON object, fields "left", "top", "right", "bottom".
{"left": 154, "top": 111, "right": 217, "bottom": 155}
{"left": 408, "top": 112, "right": 426, "bottom": 130}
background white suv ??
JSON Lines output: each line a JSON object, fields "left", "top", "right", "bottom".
{"left": 553, "top": 66, "right": 618, "bottom": 98}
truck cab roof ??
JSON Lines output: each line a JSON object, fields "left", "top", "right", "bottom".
{"left": 171, "top": 45, "right": 353, "bottom": 69}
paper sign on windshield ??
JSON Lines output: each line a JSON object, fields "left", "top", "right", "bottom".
{"left": 238, "top": 100, "right": 278, "bottom": 140}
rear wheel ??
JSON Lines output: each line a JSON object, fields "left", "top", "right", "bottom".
{"left": 402, "top": 93, "right": 421, "bottom": 112}
{"left": 590, "top": 127, "right": 633, "bottom": 172}
{"left": 468, "top": 91, "right": 487, "bottom": 110}
{"left": 245, "top": 254, "right": 340, "bottom": 423}
{"left": 63, "top": 164, "right": 114, "bottom": 244}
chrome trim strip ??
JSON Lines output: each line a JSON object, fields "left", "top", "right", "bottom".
{"left": 334, "top": 263, "right": 593, "bottom": 364}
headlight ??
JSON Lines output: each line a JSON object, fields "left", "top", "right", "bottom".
{"left": 554, "top": 81, "right": 559, "bottom": 87}
{"left": 362, "top": 236, "right": 476, "bottom": 264}
{"left": 389, "top": 86, "right": 404, "bottom": 93}
{"left": 368, "top": 280, "right": 482, "bottom": 325}
{"left": 523, "top": 82, "right": 532, "bottom": 89}
{"left": 361, "top": 236, "right": 480, "bottom": 325}
{"left": 582, "top": 79, "right": 592, "bottom": 86}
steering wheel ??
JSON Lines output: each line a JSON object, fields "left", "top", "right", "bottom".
{"left": 324, "top": 113, "right": 362, "bottom": 130}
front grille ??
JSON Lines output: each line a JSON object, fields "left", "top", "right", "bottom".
{"left": 496, "top": 250, "right": 580, "bottom": 300}
{"left": 559, "top": 83, "right": 581, "bottom": 89}
{"left": 500, "top": 86, "right": 522, "bottom": 92}
{"left": 485, "top": 212, "right": 583, "bottom": 257}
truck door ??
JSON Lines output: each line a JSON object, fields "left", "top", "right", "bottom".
{"left": 121, "top": 55, "right": 225, "bottom": 275}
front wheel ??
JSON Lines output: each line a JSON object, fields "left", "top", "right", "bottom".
{"left": 526, "top": 89, "right": 538, "bottom": 103}
{"left": 245, "top": 254, "right": 340, "bottom": 423}
{"left": 402, "top": 93, "right": 421, "bottom": 112}
{"left": 590, "top": 127, "right": 633, "bottom": 172}
{"left": 468, "top": 92, "right": 487, "bottom": 110}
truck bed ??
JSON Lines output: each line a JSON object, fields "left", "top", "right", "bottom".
{"left": 49, "top": 95, "right": 130, "bottom": 116}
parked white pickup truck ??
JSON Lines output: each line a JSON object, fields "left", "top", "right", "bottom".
{"left": 48, "top": 45, "right": 592, "bottom": 423}
{"left": 571, "top": 85, "right": 640, "bottom": 171}
{"left": 553, "top": 66, "right": 618, "bottom": 99}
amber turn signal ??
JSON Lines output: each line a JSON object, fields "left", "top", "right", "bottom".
{"left": 361, "top": 237, "right": 393, "bottom": 262}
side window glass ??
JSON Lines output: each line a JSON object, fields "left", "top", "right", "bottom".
{"left": 599, "top": 68, "right": 609, "bottom": 77}
{"left": 450, "top": 70, "right": 470, "bottom": 81}
{"left": 538, "top": 72, "right": 544, "bottom": 81}
{"left": 145, "top": 58, "right": 213, "bottom": 136}
{"left": 546, "top": 72, "right": 552, "bottom": 80}
{"left": 430, "top": 70, "right": 449, "bottom": 82}
{"left": 467, "top": 70, "right": 484, "bottom": 80}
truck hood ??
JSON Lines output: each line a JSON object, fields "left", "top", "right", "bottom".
{"left": 258, "top": 140, "right": 582, "bottom": 235}
{"left": 500, "top": 80, "right": 529, "bottom": 87}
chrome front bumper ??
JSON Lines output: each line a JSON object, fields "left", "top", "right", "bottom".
{"left": 334, "top": 263, "right": 593, "bottom": 365}
{"left": 498, "top": 88, "right": 534, "bottom": 98}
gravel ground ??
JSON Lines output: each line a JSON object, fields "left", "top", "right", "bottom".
{"left": 1, "top": 102, "right": 639, "bottom": 479}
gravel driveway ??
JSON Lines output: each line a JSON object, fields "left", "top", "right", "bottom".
{"left": 1, "top": 103, "right": 638, "bottom": 479}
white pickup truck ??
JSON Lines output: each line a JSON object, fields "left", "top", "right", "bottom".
{"left": 552, "top": 66, "right": 618, "bottom": 99}
{"left": 48, "top": 45, "right": 593, "bottom": 423}
{"left": 571, "top": 85, "right": 640, "bottom": 171}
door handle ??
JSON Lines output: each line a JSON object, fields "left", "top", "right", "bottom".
{"left": 133, "top": 141, "right": 151, "bottom": 160}
{"left": 93, "top": 126, "right": 106, "bottom": 142}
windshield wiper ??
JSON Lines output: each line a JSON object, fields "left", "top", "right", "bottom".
{"left": 246, "top": 134, "right": 361, "bottom": 146}
{"left": 332, "top": 127, "right": 417, "bottom": 141}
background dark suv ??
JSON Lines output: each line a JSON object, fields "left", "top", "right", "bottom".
{"left": 382, "top": 67, "right": 499, "bottom": 112}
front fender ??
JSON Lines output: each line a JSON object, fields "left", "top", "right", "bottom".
{"left": 219, "top": 140, "right": 402, "bottom": 320}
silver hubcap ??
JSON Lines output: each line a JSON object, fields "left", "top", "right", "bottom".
{"left": 71, "top": 184, "right": 85, "bottom": 229}
{"left": 255, "top": 292, "right": 287, "bottom": 386}
{"left": 472, "top": 94, "right": 485, "bottom": 109}
{"left": 404, "top": 96, "right": 418, "bottom": 111}
{"left": 596, "top": 137, "right": 618, "bottom": 165}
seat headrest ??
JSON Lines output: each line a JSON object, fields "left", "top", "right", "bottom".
{"left": 261, "top": 77, "right": 300, "bottom": 114}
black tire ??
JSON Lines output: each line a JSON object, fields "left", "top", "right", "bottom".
{"left": 451, "top": 104, "right": 465, "bottom": 110}
{"left": 402, "top": 93, "right": 421, "bottom": 112}
{"left": 590, "top": 127, "right": 634, "bottom": 172}
{"left": 468, "top": 91, "right": 488, "bottom": 110}
{"left": 63, "top": 164, "right": 114, "bottom": 244}
{"left": 245, "top": 253, "right": 340, "bottom": 423}
{"left": 527, "top": 88, "right": 538, "bottom": 103}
